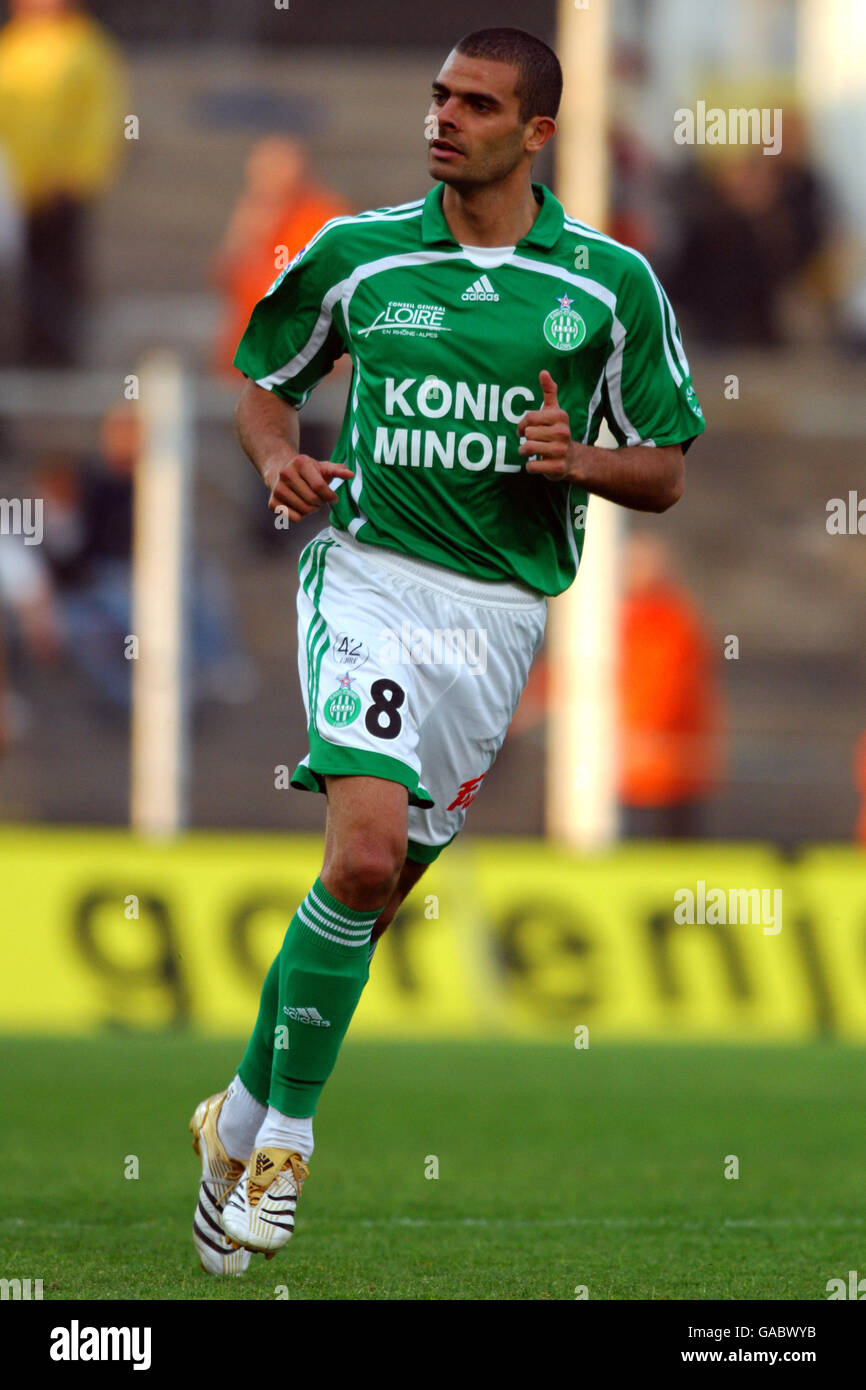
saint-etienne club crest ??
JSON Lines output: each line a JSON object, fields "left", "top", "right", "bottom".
{"left": 543, "top": 293, "right": 587, "bottom": 352}
{"left": 324, "top": 673, "right": 361, "bottom": 727}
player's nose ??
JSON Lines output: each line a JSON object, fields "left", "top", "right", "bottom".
{"left": 435, "top": 99, "right": 460, "bottom": 130}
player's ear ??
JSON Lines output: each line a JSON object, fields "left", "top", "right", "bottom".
{"left": 525, "top": 115, "right": 556, "bottom": 155}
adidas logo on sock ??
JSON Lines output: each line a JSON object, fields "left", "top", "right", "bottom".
{"left": 282, "top": 1006, "right": 332, "bottom": 1027}
{"left": 461, "top": 274, "right": 499, "bottom": 302}
{"left": 255, "top": 1153, "right": 275, "bottom": 1176}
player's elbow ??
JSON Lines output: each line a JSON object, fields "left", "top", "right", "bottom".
{"left": 650, "top": 456, "right": 685, "bottom": 511}
{"left": 655, "top": 475, "right": 684, "bottom": 511}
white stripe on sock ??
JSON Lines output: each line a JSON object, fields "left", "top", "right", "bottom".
{"left": 297, "top": 901, "right": 368, "bottom": 947}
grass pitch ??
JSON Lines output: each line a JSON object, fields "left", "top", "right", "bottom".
{"left": 0, "top": 1035, "right": 860, "bottom": 1300}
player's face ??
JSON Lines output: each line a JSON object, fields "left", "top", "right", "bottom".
{"left": 426, "top": 52, "right": 532, "bottom": 188}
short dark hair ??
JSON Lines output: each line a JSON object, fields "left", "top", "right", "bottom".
{"left": 454, "top": 27, "right": 562, "bottom": 123}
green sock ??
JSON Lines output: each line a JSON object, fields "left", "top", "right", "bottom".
{"left": 237, "top": 955, "right": 279, "bottom": 1106}
{"left": 261, "top": 878, "right": 382, "bottom": 1119}
{"left": 238, "top": 886, "right": 386, "bottom": 1113}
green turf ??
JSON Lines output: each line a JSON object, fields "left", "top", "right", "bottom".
{"left": 0, "top": 1035, "right": 861, "bottom": 1300}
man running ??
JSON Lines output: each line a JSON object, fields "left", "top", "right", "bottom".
{"left": 189, "top": 26, "right": 704, "bottom": 1275}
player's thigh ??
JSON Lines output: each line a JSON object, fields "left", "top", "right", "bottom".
{"left": 296, "top": 532, "right": 439, "bottom": 811}
{"left": 407, "top": 598, "right": 547, "bottom": 851}
{"left": 322, "top": 774, "right": 409, "bottom": 884}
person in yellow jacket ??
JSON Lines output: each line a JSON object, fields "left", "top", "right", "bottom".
{"left": 0, "top": 0, "right": 126, "bottom": 364}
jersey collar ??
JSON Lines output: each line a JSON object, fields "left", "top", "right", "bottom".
{"left": 421, "top": 181, "right": 564, "bottom": 250}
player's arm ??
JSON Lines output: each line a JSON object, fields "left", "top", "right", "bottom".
{"left": 235, "top": 377, "right": 353, "bottom": 523}
{"left": 517, "top": 371, "right": 683, "bottom": 512}
{"left": 566, "top": 437, "right": 683, "bottom": 512}
{"left": 518, "top": 255, "right": 704, "bottom": 511}
{"left": 232, "top": 218, "right": 354, "bottom": 522}
{"left": 569, "top": 436, "right": 683, "bottom": 514}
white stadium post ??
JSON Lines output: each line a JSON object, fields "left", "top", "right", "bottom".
{"left": 799, "top": 0, "right": 866, "bottom": 245}
{"left": 548, "top": 0, "right": 620, "bottom": 850}
{"left": 130, "top": 351, "right": 192, "bottom": 837}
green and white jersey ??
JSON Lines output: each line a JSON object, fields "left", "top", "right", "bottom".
{"left": 234, "top": 181, "right": 705, "bottom": 597}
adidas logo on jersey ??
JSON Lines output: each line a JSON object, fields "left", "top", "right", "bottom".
{"left": 461, "top": 274, "right": 499, "bottom": 302}
{"left": 282, "top": 1006, "right": 332, "bottom": 1027}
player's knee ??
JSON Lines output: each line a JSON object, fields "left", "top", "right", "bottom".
{"left": 322, "top": 836, "right": 403, "bottom": 909}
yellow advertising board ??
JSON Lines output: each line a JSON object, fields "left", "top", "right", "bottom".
{"left": 1, "top": 829, "right": 865, "bottom": 1040}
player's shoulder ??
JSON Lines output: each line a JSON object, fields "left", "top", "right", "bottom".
{"left": 298, "top": 197, "right": 427, "bottom": 269}
{"left": 558, "top": 214, "right": 666, "bottom": 301}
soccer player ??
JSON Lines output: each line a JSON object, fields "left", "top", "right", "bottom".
{"left": 189, "top": 26, "right": 705, "bottom": 1274}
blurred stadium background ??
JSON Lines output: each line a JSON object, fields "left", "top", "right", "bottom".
{"left": 1, "top": 0, "right": 865, "bottom": 1302}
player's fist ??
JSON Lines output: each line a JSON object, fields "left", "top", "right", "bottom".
{"left": 516, "top": 370, "right": 573, "bottom": 478}
{"left": 265, "top": 453, "right": 354, "bottom": 524}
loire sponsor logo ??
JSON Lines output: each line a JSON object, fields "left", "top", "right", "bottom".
{"left": 357, "top": 301, "right": 450, "bottom": 338}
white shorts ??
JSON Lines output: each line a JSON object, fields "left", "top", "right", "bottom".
{"left": 291, "top": 526, "right": 547, "bottom": 862}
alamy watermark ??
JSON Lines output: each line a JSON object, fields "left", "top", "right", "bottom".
{"left": 49, "top": 1321, "right": 151, "bottom": 1370}
{"left": 674, "top": 101, "right": 782, "bottom": 157}
{"left": 0, "top": 498, "right": 43, "bottom": 545}
{"left": 0, "top": 1277, "right": 43, "bottom": 1300}
{"left": 379, "top": 621, "right": 488, "bottom": 675}
{"left": 673, "top": 880, "right": 782, "bottom": 935}
{"left": 827, "top": 1270, "right": 866, "bottom": 1299}
{"left": 826, "top": 492, "right": 866, "bottom": 534}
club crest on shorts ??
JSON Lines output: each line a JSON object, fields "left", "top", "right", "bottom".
{"left": 543, "top": 293, "right": 586, "bottom": 351}
{"left": 323, "top": 673, "right": 361, "bottom": 727}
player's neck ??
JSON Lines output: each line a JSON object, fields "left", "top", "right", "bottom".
{"left": 441, "top": 174, "right": 541, "bottom": 248}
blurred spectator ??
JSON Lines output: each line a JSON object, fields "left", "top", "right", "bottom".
{"left": 211, "top": 135, "right": 350, "bottom": 379}
{"left": 619, "top": 533, "right": 723, "bottom": 839}
{"left": 0, "top": 609, "right": 6, "bottom": 757}
{"left": 607, "top": 120, "right": 657, "bottom": 255}
{"left": 36, "top": 405, "right": 256, "bottom": 708}
{"left": 0, "top": 0, "right": 126, "bottom": 365}
{"left": 665, "top": 109, "right": 833, "bottom": 347}
{"left": 0, "top": 529, "right": 60, "bottom": 750}
{"left": 0, "top": 531, "right": 60, "bottom": 663}
{"left": 668, "top": 155, "right": 781, "bottom": 345}
{"left": 0, "top": 143, "right": 22, "bottom": 364}
{"left": 607, "top": 42, "right": 658, "bottom": 256}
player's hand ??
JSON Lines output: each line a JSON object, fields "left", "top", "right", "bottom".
{"left": 264, "top": 454, "right": 354, "bottom": 524}
{"left": 516, "top": 370, "right": 574, "bottom": 480}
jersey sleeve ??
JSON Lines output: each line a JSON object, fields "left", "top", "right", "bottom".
{"left": 601, "top": 256, "right": 705, "bottom": 452}
{"left": 232, "top": 224, "right": 349, "bottom": 408}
